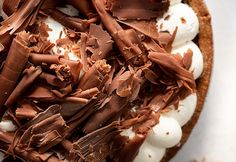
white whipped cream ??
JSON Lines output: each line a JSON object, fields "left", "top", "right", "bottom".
{"left": 146, "top": 116, "right": 182, "bottom": 148}
{"left": 170, "top": 0, "right": 182, "bottom": 6}
{"left": 157, "top": 3, "right": 199, "bottom": 47}
{"left": 134, "top": 142, "right": 166, "bottom": 162}
{"left": 0, "top": 120, "right": 17, "bottom": 132}
{"left": 172, "top": 41, "right": 204, "bottom": 79}
{"left": 163, "top": 93, "right": 197, "bottom": 127}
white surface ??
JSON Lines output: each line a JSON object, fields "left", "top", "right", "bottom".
{"left": 171, "top": 0, "right": 236, "bottom": 162}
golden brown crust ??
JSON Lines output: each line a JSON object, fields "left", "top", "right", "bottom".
{"left": 161, "top": 0, "right": 213, "bottom": 161}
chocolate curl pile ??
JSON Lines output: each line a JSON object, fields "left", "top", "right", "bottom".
{"left": 92, "top": 0, "right": 146, "bottom": 66}
{"left": 0, "top": 0, "right": 198, "bottom": 161}
{"left": 0, "top": 34, "right": 30, "bottom": 118}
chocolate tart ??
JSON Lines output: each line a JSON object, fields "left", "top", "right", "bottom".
{"left": 162, "top": 0, "right": 213, "bottom": 161}
{"left": 0, "top": 0, "right": 213, "bottom": 162}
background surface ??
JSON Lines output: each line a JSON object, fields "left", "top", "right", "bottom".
{"left": 171, "top": 0, "right": 236, "bottom": 162}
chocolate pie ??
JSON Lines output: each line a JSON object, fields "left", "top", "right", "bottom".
{"left": 0, "top": 0, "right": 213, "bottom": 161}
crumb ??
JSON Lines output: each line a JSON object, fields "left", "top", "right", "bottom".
{"left": 164, "top": 15, "right": 171, "bottom": 21}
{"left": 180, "top": 17, "right": 187, "bottom": 24}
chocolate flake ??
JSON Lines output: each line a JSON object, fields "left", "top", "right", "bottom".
{"left": 0, "top": 32, "right": 30, "bottom": 118}
{"left": 107, "top": 0, "right": 170, "bottom": 20}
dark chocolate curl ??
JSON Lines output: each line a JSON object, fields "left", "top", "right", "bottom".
{"left": 87, "top": 24, "right": 113, "bottom": 61}
{"left": 0, "top": 32, "right": 14, "bottom": 53}
{"left": 148, "top": 52, "right": 195, "bottom": 87}
{"left": 108, "top": 0, "right": 170, "bottom": 20}
{"left": 27, "top": 85, "right": 57, "bottom": 102}
{"left": 29, "top": 53, "right": 62, "bottom": 66}
{"left": 0, "top": 130, "right": 67, "bottom": 162}
{"left": 10, "top": 105, "right": 69, "bottom": 154}
{"left": 29, "top": 54, "right": 82, "bottom": 84}
{"left": 92, "top": 0, "right": 146, "bottom": 66}
{"left": 2, "top": 0, "right": 22, "bottom": 16}
{"left": 83, "top": 93, "right": 129, "bottom": 133}
{"left": 16, "top": 100, "right": 40, "bottom": 119}
{"left": 5, "top": 66, "right": 42, "bottom": 107}
{"left": 0, "top": 33, "right": 30, "bottom": 118}
{"left": 71, "top": 122, "right": 121, "bottom": 162}
{"left": 77, "top": 60, "right": 111, "bottom": 91}
{"left": 46, "top": 9, "right": 87, "bottom": 32}
{"left": 39, "top": 72, "right": 68, "bottom": 88}
{"left": 66, "top": 93, "right": 107, "bottom": 134}
{"left": 118, "top": 19, "right": 159, "bottom": 42}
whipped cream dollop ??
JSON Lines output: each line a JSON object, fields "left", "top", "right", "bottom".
{"left": 172, "top": 41, "right": 204, "bottom": 79}
{"left": 157, "top": 3, "right": 199, "bottom": 47}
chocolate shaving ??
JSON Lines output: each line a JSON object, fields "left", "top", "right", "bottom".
{"left": 15, "top": 100, "right": 40, "bottom": 119}
{"left": 5, "top": 66, "right": 42, "bottom": 107}
{"left": 27, "top": 85, "right": 57, "bottom": 102}
{"left": 182, "top": 49, "right": 193, "bottom": 70}
{"left": 9, "top": 105, "right": 69, "bottom": 154}
{"left": 71, "top": 122, "right": 121, "bottom": 162}
{"left": 118, "top": 19, "right": 159, "bottom": 41}
{"left": 83, "top": 93, "right": 129, "bottom": 134}
{"left": 107, "top": 0, "right": 170, "bottom": 20}
{"left": 77, "top": 59, "right": 111, "bottom": 91}
{"left": 92, "top": 0, "right": 146, "bottom": 66}
{"left": 45, "top": 9, "right": 87, "bottom": 32}
{"left": 2, "top": 0, "right": 22, "bottom": 16}
{"left": 0, "top": 32, "right": 30, "bottom": 118}
{"left": 0, "top": 129, "right": 67, "bottom": 162}
{"left": 87, "top": 24, "right": 113, "bottom": 61}
{"left": 148, "top": 52, "right": 195, "bottom": 87}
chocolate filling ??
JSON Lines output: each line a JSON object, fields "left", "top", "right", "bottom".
{"left": 0, "top": 0, "right": 196, "bottom": 162}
